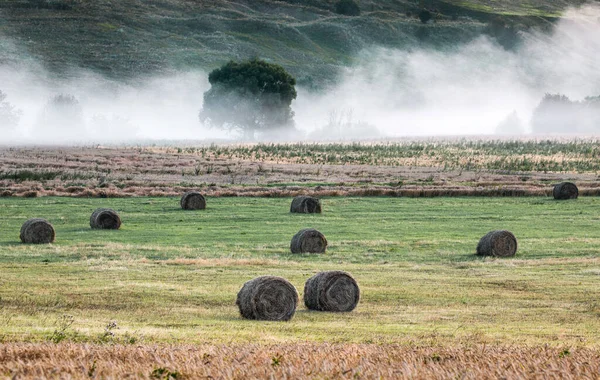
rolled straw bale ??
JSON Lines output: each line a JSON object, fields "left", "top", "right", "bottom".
{"left": 290, "top": 196, "right": 322, "bottom": 214}
{"left": 20, "top": 218, "right": 55, "bottom": 244}
{"left": 553, "top": 182, "right": 578, "bottom": 200}
{"left": 290, "top": 228, "right": 327, "bottom": 254}
{"left": 180, "top": 191, "right": 206, "bottom": 210}
{"left": 90, "top": 208, "right": 121, "bottom": 229}
{"left": 476, "top": 230, "right": 517, "bottom": 257}
{"left": 236, "top": 276, "right": 298, "bottom": 321}
{"left": 304, "top": 271, "right": 360, "bottom": 312}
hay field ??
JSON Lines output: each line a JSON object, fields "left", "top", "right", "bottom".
{"left": 2, "top": 139, "right": 600, "bottom": 198}
{"left": 1, "top": 196, "right": 600, "bottom": 377}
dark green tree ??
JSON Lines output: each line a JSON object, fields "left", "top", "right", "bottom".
{"left": 418, "top": 9, "right": 432, "bottom": 23}
{"left": 200, "top": 59, "right": 297, "bottom": 139}
{"left": 335, "top": 0, "right": 360, "bottom": 16}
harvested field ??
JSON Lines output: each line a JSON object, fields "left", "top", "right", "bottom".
{"left": 1, "top": 139, "right": 600, "bottom": 198}
{"left": 2, "top": 139, "right": 600, "bottom": 377}
{"left": 1, "top": 343, "right": 599, "bottom": 379}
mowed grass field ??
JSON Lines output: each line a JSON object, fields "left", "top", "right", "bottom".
{"left": 1, "top": 195, "right": 600, "bottom": 348}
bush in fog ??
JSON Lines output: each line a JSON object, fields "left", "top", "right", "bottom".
{"left": 495, "top": 111, "right": 524, "bottom": 135}
{"left": 531, "top": 93, "right": 600, "bottom": 134}
{"left": 0, "top": 90, "right": 22, "bottom": 128}
{"left": 335, "top": 0, "right": 360, "bottom": 16}
{"left": 309, "top": 108, "right": 382, "bottom": 140}
{"left": 200, "top": 59, "right": 297, "bottom": 140}
{"left": 42, "top": 94, "right": 83, "bottom": 124}
{"left": 35, "top": 94, "right": 85, "bottom": 139}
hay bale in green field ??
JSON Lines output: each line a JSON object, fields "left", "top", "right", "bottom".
{"left": 20, "top": 218, "right": 55, "bottom": 244}
{"left": 290, "top": 228, "right": 327, "bottom": 254}
{"left": 236, "top": 276, "right": 298, "bottom": 321}
{"left": 476, "top": 230, "right": 517, "bottom": 257}
{"left": 90, "top": 208, "right": 121, "bottom": 229}
{"left": 553, "top": 182, "right": 578, "bottom": 200}
{"left": 304, "top": 271, "right": 360, "bottom": 312}
{"left": 180, "top": 191, "right": 206, "bottom": 210}
{"left": 290, "top": 196, "right": 322, "bottom": 214}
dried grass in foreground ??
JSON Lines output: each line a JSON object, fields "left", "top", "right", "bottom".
{"left": 1, "top": 343, "right": 599, "bottom": 379}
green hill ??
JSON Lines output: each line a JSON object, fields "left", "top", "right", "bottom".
{"left": 0, "top": 0, "right": 590, "bottom": 85}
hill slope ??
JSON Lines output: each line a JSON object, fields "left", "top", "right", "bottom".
{"left": 0, "top": 0, "right": 591, "bottom": 85}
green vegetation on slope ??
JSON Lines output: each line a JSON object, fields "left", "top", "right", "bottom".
{"left": 0, "top": 196, "right": 599, "bottom": 345}
{"left": 0, "top": 0, "right": 585, "bottom": 83}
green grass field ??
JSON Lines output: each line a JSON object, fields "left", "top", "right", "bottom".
{"left": 1, "top": 196, "right": 599, "bottom": 346}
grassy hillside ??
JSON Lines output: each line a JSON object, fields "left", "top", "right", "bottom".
{"left": 0, "top": 0, "right": 589, "bottom": 85}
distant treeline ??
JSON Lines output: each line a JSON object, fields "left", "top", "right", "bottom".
{"left": 532, "top": 94, "right": 600, "bottom": 134}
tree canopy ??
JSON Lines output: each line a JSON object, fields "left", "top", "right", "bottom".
{"left": 335, "top": 0, "right": 360, "bottom": 16}
{"left": 200, "top": 59, "right": 297, "bottom": 139}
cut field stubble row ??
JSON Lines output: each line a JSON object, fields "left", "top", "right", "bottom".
{"left": 1, "top": 343, "right": 599, "bottom": 379}
{"left": 1, "top": 140, "right": 600, "bottom": 198}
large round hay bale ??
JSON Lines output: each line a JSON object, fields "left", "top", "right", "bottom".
{"left": 180, "top": 191, "right": 206, "bottom": 210}
{"left": 20, "top": 218, "right": 55, "bottom": 244}
{"left": 90, "top": 208, "right": 121, "bottom": 229}
{"left": 304, "top": 271, "right": 360, "bottom": 312}
{"left": 553, "top": 182, "right": 578, "bottom": 200}
{"left": 290, "top": 196, "right": 322, "bottom": 214}
{"left": 290, "top": 228, "right": 327, "bottom": 254}
{"left": 476, "top": 230, "right": 517, "bottom": 257}
{"left": 235, "top": 276, "right": 298, "bottom": 321}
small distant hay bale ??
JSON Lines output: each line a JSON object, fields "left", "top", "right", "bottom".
{"left": 304, "top": 271, "right": 360, "bottom": 312}
{"left": 290, "top": 196, "right": 322, "bottom": 214}
{"left": 553, "top": 182, "right": 578, "bottom": 200}
{"left": 236, "top": 276, "right": 298, "bottom": 321}
{"left": 476, "top": 230, "right": 517, "bottom": 257}
{"left": 20, "top": 218, "right": 55, "bottom": 244}
{"left": 290, "top": 228, "right": 327, "bottom": 254}
{"left": 90, "top": 208, "right": 121, "bottom": 229}
{"left": 180, "top": 191, "right": 206, "bottom": 210}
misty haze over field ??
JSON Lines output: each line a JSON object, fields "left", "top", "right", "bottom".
{"left": 0, "top": 4, "right": 599, "bottom": 144}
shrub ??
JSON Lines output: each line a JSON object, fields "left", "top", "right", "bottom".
{"left": 35, "top": 93, "right": 85, "bottom": 139}
{"left": 0, "top": 90, "right": 22, "bottom": 128}
{"left": 335, "top": 0, "right": 360, "bottom": 16}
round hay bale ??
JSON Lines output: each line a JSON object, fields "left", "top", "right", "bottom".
{"left": 553, "top": 182, "right": 578, "bottom": 200}
{"left": 290, "top": 228, "right": 327, "bottom": 254}
{"left": 476, "top": 230, "right": 517, "bottom": 257}
{"left": 304, "top": 271, "right": 360, "bottom": 312}
{"left": 90, "top": 208, "right": 121, "bottom": 230}
{"left": 20, "top": 218, "right": 55, "bottom": 244}
{"left": 180, "top": 191, "right": 206, "bottom": 210}
{"left": 235, "top": 276, "right": 298, "bottom": 321}
{"left": 290, "top": 196, "right": 322, "bottom": 214}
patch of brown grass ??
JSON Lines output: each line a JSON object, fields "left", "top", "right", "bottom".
{"left": 0, "top": 343, "right": 598, "bottom": 379}
{"left": 138, "top": 257, "right": 285, "bottom": 267}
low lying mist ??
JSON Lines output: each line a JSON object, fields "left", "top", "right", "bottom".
{"left": 1, "top": 4, "right": 599, "bottom": 144}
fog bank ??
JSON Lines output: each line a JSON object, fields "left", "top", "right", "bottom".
{"left": 1, "top": 4, "right": 599, "bottom": 144}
